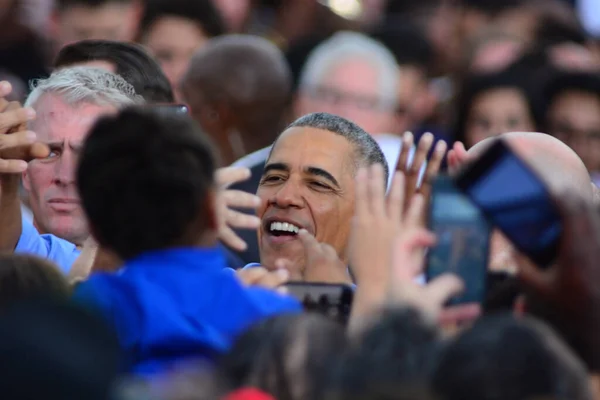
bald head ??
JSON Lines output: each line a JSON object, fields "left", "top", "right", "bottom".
{"left": 181, "top": 34, "right": 291, "bottom": 129}
{"left": 469, "top": 132, "right": 593, "bottom": 201}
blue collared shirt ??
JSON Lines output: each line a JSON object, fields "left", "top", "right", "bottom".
{"left": 15, "top": 218, "right": 78, "bottom": 274}
{"left": 73, "top": 247, "right": 301, "bottom": 375}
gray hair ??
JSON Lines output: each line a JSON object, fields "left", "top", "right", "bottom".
{"left": 283, "top": 112, "right": 389, "bottom": 183}
{"left": 25, "top": 67, "right": 143, "bottom": 109}
{"left": 298, "top": 31, "right": 399, "bottom": 110}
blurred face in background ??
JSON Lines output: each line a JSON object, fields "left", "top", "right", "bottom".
{"left": 52, "top": 2, "right": 140, "bottom": 49}
{"left": 547, "top": 90, "right": 600, "bottom": 173}
{"left": 140, "top": 16, "right": 210, "bottom": 100}
{"left": 211, "top": 0, "right": 251, "bottom": 32}
{"left": 295, "top": 59, "right": 398, "bottom": 135}
{"left": 464, "top": 87, "right": 535, "bottom": 148}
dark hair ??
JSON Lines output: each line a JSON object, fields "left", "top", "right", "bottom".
{"left": 460, "top": 0, "right": 528, "bottom": 16}
{"left": 77, "top": 108, "right": 217, "bottom": 260}
{"left": 0, "top": 255, "right": 70, "bottom": 309}
{"left": 432, "top": 314, "right": 592, "bottom": 400}
{"left": 183, "top": 34, "right": 292, "bottom": 147}
{"left": 0, "top": 299, "right": 122, "bottom": 400}
{"left": 218, "top": 313, "right": 348, "bottom": 400}
{"left": 282, "top": 113, "right": 389, "bottom": 184}
{"left": 54, "top": 40, "right": 174, "bottom": 103}
{"left": 55, "top": 0, "right": 132, "bottom": 12}
{"left": 535, "top": 15, "right": 588, "bottom": 48}
{"left": 370, "top": 22, "right": 434, "bottom": 76}
{"left": 139, "top": 0, "right": 226, "bottom": 40}
{"left": 329, "top": 307, "right": 442, "bottom": 398}
{"left": 541, "top": 71, "right": 600, "bottom": 130}
{"left": 452, "top": 68, "right": 539, "bottom": 146}
{"left": 384, "top": 0, "right": 443, "bottom": 16}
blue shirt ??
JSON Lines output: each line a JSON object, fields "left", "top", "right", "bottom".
{"left": 15, "top": 218, "right": 78, "bottom": 274}
{"left": 72, "top": 247, "right": 301, "bottom": 375}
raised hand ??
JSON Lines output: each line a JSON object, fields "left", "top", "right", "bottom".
{"left": 0, "top": 81, "right": 48, "bottom": 173}
{"left": 517, "top": 194, "right": 600, "bottom": 371}
{"left": 297, "top": 229, "right": 352, "bottom": 284}
{"left": 395, "top": 132, "right": 447, "bottom": 225}
{"left": 447, "top": 141, "right": 468, "bottom": 175}
{"left": 236, "top": 265, "right": 290, "bottom": 293}
{"left": 215, "top": 167, "right": 261, "bottom": 251}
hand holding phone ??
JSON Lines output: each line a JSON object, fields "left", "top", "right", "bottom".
{"left": 455, "top": 139, "right": 562, "bottom": 268}
{"left": 284, "top": 282, "right": 354, "bottom": 325}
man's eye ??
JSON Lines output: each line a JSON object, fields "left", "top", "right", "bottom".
{"left": 311, "top": 181, "right": 330, "bottom": 190}
{"left": 47, "top": 150, "right": 59, "bottom": 159}
{"left": 263, "top": 175, "right": 283, "bottom": 183}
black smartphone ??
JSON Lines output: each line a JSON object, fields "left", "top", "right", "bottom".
{"left": 284, "top": 282, "right": 354, "bottom": 325}
{"left": 148, "top": 104, "right": 189, "bottom": 116}
{"left": 455, "top": 139, "right": 562, "bottom": 268}
{"left": 426, "top": 175, "right": 491, "bottom": 304}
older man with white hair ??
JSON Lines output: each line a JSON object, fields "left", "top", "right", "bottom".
{"left": 0, "top": 67, "right": 142, "bottom": 273}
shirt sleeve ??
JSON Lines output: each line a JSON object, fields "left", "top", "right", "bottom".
{"left": 15, "top": 218, "right": 80, "bottom": 274}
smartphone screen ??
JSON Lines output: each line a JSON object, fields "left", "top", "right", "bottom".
{"left": 427, "top": 176, "right": 490, "bottom": 305}
{"left": 284, "top": 282, "right": 354, "bottom": 324}
{"left": 455, "top": 139, "right": 561, "bottom": 268}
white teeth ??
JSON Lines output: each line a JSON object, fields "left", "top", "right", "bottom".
{"left": 270, "top": 221, "right": 300, "bottom": 234}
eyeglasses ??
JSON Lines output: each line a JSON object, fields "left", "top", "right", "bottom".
{"left": 305, "top": 86, "right": 397, "bottom": 112}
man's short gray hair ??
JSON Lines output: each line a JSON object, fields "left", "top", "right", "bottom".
{"left": 284, "top": 112, "right": 389, "bottom": 183}
{"left": 25, "top": 67, "right": 143, "bottom": 109}
{"left": 298, "top": 31, "right": 399, "bottom": 110}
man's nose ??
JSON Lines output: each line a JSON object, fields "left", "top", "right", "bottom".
{"left": 271, "top": 180, "right": 304, "bottom": 208}
{"left": 53, "top": 150, "right": 76, "bottom": 185}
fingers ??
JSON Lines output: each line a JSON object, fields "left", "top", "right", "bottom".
{"left": 222, "top": 189, "right": 261, "bottom": 209}
{"left": 387, "top": 171, "right": 405, "bottom": 223}
{"left": 410, "top": 133, "right": 433, "bottom": 177}
{"left": 448, "top": 142, "right": 468, "bottom": 174}
{"left": 438, "top": 303, "right": 482, "bottom": 326}
{"left": 0, "top": 158, "right": 28, "bottom": 174}
{"left": 219, "top": 225, "right": 248, "bottom": 252}
{"left": 0, "top": 106, "right": 35, "bottom": 134}
{"left": 425, "top": 273, "right": 465, "bottom": 306}
{"left": 0, "top": 130, "right": 36, "bottom": 150}
{"left": 215, "top": 166, "right": 251, "bottom": 189}
{"left": 367, "top": 164, "right": 386, "bottom": 217}
{"left": 395, "top": 131, "right": 413, "bottom": 172}
{"left": 225, "top": 208, "right": 261, "bottom": 230}
{"left": 354, "top": 168, "right": 369, "bottom": 220}
{"left": 298, "top": 229, "right": 320, "bottom": 256}
{"left": 0, "top": 81, "right": 12, "bottom": 98}
{"left": 404, "top": 194, "right": 425, "bottom": 228}
{"left": 422, "top": 139, "right": 447, "bottom": 187}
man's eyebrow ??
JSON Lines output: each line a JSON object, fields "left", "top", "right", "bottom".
{"left": 306, "top": 166, "right": 340, "bottom": 188}
{"left": 263, "top": 162, "right": 290, "bottom": 175}
{"left": 45, "top": 140, "right": 63, "bottom": 147}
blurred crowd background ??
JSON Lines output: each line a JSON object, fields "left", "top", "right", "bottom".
{"left": 3, "top": 0, "right": 600, "bottom": 186}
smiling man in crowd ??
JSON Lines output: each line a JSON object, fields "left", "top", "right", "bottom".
{"left": 250, "top": 112, "right": 388, "bottom": 282}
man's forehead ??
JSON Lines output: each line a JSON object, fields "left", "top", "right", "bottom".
{"left": 268, "top": 126, "right": 355, "bottom": 176}
{"left": 32, "top": 94, "right": 117, "bottom": 139}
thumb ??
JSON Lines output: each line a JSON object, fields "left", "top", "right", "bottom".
{"left": 424, "top": 274, "right": 464, "bottom": 307}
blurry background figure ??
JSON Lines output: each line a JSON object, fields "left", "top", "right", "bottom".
{"left": 453, "top": 68, "right": 538, "bottom": 149}
{"left": 137, "top": 0, "right": 226, "bottom": 100}
{"left": 0, "top": 254, "right": 69, "bottom": 309}
{"left": 543, "top": 71, "right": 600, "bottom": 184}
{"left": 0, "top": 0, "right": 50, "bottom": 100}
{"left": 218, "top": 313, "right": 348, "bottom": 400}
{"left": 370, "top": 23, "right": 438, "bottom": 136}
{"left": 212, "top": 0, "right": 252, "bottom": 33}
{"left": 50, "top": 0, "right": 142, "bottom": 52}
{"left": 0, "top": 299, "right": 122, "bottom": 400}
{"left": 182, "top": 34, "right": 291, "bottom": 166}
{"left": 294, "top": 31, "right": 400, "bottom": 136}
{"left": 463, "top": 30, "right": 526, "bottom": 74}
{"left": 53, "top": 39, "right": 175, "bottom": 103}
